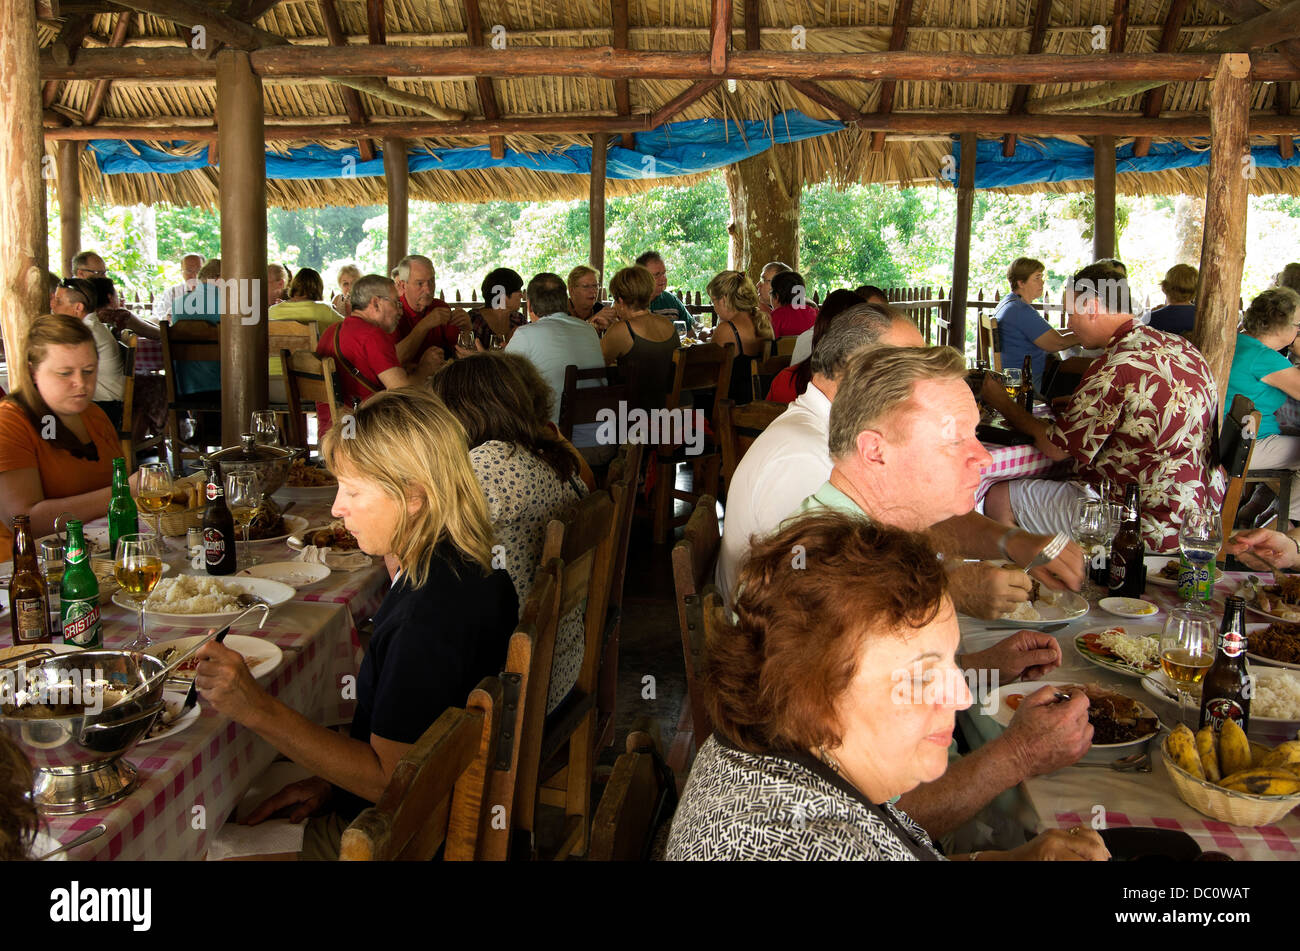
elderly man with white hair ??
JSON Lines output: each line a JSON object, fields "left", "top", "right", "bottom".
{"left": 391, "top": 254, "right": 472, "bottom": 377}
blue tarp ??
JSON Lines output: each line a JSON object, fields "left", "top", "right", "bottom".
{"left": 951, "top": 136, "right": 1300, "bottom": 189}
{"left": 87, "top": 110, "right": 847, "bottom": 181}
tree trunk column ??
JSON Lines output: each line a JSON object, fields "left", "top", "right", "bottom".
{"left": 949, "top": 133, "right": 976, "bottom": 355}
{"left": 0, "top": 0, "right": 49, "bottom": 393}
{"left": 57, "top": 141, "right": 82, "bottom": 278}
{"left": 1093, "top": 134, "right": 1117, "bottom": 260}
{"left": 1192, "top": 53, "right": 1252, "bottom": 415}
{"left": 723, "top": 143, "right": 800, "bottom": 277}
{"left": 589, "top": 133, "right": 608, "bottom": 283}
{"left": 383, "top": 137, "right": 408, "bottom": 275}
{"left": 216, "top": 49, "right": 268, "bottom": 446}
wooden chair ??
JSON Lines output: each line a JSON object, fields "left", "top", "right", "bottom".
{"left": 668, "top": 495, "right": 719, "bottom": 774}
{"left": 160, "top": 319, "right": 221, "bottom": 475}
{"left": 716, "top": 398, "right": 787, "bottom": 485}
{"left": 117, "top": 330, "right": 139, "bottom": 468}
{"left": 1218, "top": 394, "right": 1264, "bottom": 561}
{"left": 557, "top": 364, "right": 628, "bottom": 443}
{"left": 340, "top": 676, "right": 503, "bottom": 861}
{"left": 282, "top": 349, "right": 342, "bottom": 451}
{"left": 482, "top": 560, "right": 561, "bottom": 861}
{"left": 978, "top": 313, "right": 1003, "bottom": 371}
{"left": 757, "top": 353, "right": 792, "bottom": 398}
{"left": 590, "top": 726, "right": 676, "bottom": 862}
{"left": 650, "top": 344, "right": 733, "bottom": 543}
{"left": 267, "top": 319, "right": 318, "bottom": 363}
{"left": 595, "top": 441, "right": 645, "bottom": 751}
{"left": 774, "top": 335, "right": 799, "bottom": 357}
{"left": 533, "top": 491, "right": 617, "bottom": 859}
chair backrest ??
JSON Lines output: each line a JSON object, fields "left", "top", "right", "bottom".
{"left": 666, "top": 343, "right": 734, "bottom": 419}
{"left": 1217, "top": 394, "right": 1263, "bottom": 559}
{"left": 670, "top": 495, "right": 719, "bottom": 744}
{"left": 340, "top": 676, "right": 503, "bottom": 861}
{"left": 283, "top": 349, "right": 342, "bottom": 448}
{"left": 774, "top": 335, "right": 798, "bottom": 357}
{"left": 541, "top": 492, "right": 617, "bottom": 692}
{"left": 482, "top": 559, "right": 561, "bottom": 860}
{"left": 757, "top": 353, "right": 792, "bottom": 397}
{"left": 117, "top": 330, "right": 138, "bottom": 467}
{"left": 590, "top": 730, "right": 674, "bottom": 862}
{"left": 159, "top": 320, "right": 221, "bottom": 473}
{"left": 557, "top": 364, "right": 627, "bottom": 442}
{"left": 978, "top": 313, "right": 1002, "bottom": 372}
{"left": 716, "top": 399, "right": 786, "bottom": 483}
{"left": 603, "top": 441, "right": 645, "bottom": 616}
{"left": 267, "top": 320, "right": 319, "bottom": 372}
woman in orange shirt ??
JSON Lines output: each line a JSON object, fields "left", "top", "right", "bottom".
{"left": 0, "top": 315, "right": 131, "bottom": 546}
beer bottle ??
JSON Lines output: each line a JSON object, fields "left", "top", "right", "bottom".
{"left": 1108, "top": 482, "right": 1146, "bottom": 598}
{"left": 1021, "top": 354, "right": 1034, "bottom": 412}
{"left": 60, "top": 519, "right": 102, "bottom": 648}
{"left": 107, "top": 457, "right": 139, "bottom": 557}
{"left": 1198, "top": 596, "right": 1252, "bottom": 733}
{"left": 9, "top": 516, "right": 51, "bottom": 646}
{"left": 202, "top": 465, "right": 237, "bottom": 576}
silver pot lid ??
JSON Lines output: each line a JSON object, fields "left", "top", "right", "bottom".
{"left": 203, "top": 433, "right": 298, "bottom": 466}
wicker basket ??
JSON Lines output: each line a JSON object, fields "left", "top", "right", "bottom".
{"left": 157, "top": 505, "right": 203, "bottom": 537}
{"left": 1160, "top": 735, "right": 1300, "bottom": 826}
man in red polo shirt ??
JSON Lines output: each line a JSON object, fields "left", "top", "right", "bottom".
{"left": 392, "top": 254, "right": 471, "bottom": 376}
{"left": 315, "top": 274, "right": 411, "bottom": 431}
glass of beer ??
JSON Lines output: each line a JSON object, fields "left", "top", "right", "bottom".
{"left": 1002, "top": 368, "right": 1022, "bottom": 400}
{"left": 137, "top": 463, "right": 174, "bottom": 539}
{"left": 115, "top": 532, "right": 164, "bottom": 649}
{"left": 1159, "top": 605, "right": 1215, "bottom": 726}
{"left": 225, "top": 471, "right": 261, "bottom": 570}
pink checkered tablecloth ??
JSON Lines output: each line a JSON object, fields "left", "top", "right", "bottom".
{"left": 977, "top": 441, "right": 1072, "bottom": 503}
{"left": 134, "top": 337, "right": 163, "bottom": 374}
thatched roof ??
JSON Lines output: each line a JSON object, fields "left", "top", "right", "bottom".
{"left": 36, "top": 0, "right": 1300, "bottom": 206}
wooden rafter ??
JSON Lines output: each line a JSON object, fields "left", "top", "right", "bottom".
{"left": 743, "top": 0, "right": 759, "bottom": 49}
{"left": 1002, "top": 0, "right": 1053, "bottom": 157}
{"left": 366, "top": 0, "right": 386, "bottom": 46}
{"left": 611, "top": 0, "right": 634, "bottom": 149}
{"left": 1279, "top": 81, "right": 1295, "bottom": 158}
{"left": 871, "top": 0, "right": 914, "bottom": 152}
{"left": 43, "top": 14, "right": 93, "bottom": 108}
{"left": 650, "top": 80, "right": 721, "bottom": 127}
{"left": 710, "top": 0, "right": 730, "bottom": 75}
{"left": 83, "top": 11, "right": 132, "bottom": 126}
{"left": 1202, "top": 0, "right": 1300, "bottom": 72}
{"left": 318, "top": 0, "right": 374, "bottom": 161}
{"left": 465, "top": 0, "right": 505, "bottom": 159}
{"left": 225, "top": 0, "right": 283, "bottom": 22}
{"left": 1132, "top": 0, "right": 1190, "bottom": 158}
{"left": 786, "top": 78, "right": 864, "bottom": 124}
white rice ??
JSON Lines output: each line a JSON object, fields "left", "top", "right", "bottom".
{"left": 1252, "top": 671, "right": 1300, "bottom": 720}
{"left": 145, "top": 575, "right": 244, "bottom": 615}
{"left": 1004, "top": 601, "right": 1041, "bottom": 621}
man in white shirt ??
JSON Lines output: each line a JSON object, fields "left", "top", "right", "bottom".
{"left": 153, "top": 253, "right": 204, "bottom": 321}
{"left": 505, "top": 272, "right": 607, "bottom": 452}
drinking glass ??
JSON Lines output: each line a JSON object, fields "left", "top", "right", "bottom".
{"left": 457, "top": 329, "right": 476, "bottom": 351}
{"left": 137, "top": 463, "right": 174, "bottom": 539}
{"left": 251, "top": 410, "right": 282, "bottom": 447}
{"left": 1159, "top": 605, "right": 1216, "bottom": 727}
{"left": 488, "top": 333, "right": 506, "bottom": 351}
{"left": 1069, "top": 497, "right": 1112, "bottom": 602}
{"left": 225, "top": 471, "right": 261, "bottom": 569}
{"left": 1002, "top": 368, "right": 1022, "bottom": 400}
{"left": 115, "top": 533, "right": 164, "bottom": 650}
{"left": 1178, "top": 507, "right": 1222, "bottom": 609}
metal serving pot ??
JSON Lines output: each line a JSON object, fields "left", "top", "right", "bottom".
{"left": 202, "top": 433, "right": 304, "bottom": 499}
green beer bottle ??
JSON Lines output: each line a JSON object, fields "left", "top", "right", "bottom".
{"left": 60, "top": 519, "right": 102, "bottom": 648}
{"left": 107, "top": 458, "right": 139, "bottom": 556}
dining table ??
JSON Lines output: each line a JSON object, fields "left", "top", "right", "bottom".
{"left": 958, "top": 567, "right": 1300, "bottom": 861}
{"left": 976, "top": 439, "right": 1071, "bottom": 506}
{"left": 4, "top": 495, "right": 390, "bottom": 860}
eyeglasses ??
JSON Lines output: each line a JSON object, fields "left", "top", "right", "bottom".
{"left": 574, "top": 283, "right": 599, "bottom": 291}
{"left": 75, "top": 267, "right": 107, "bottom": 277}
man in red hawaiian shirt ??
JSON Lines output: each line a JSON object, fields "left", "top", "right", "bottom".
{"left": 315, "top": 274, "right": 410, "bottom": 431}
{"left": 982, "top": 261, "right": 1222, "bottom": 552}
{"left": 392, "top": 254, "right": 471, "bottom": 376}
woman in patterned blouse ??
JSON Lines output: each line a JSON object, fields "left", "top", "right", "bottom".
{"left": 667, "top": 512, "right": 1109, "bottom": 861}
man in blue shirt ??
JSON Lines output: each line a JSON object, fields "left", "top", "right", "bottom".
{"left": 994, "top": 257, "right": 1076, "bottom": 393}
{"left": 636, "top": 250, "right": 695, "bottom": 334}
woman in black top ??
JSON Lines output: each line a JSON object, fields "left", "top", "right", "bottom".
{"left": 600, "top": 265, "right": 681, "bottom": 412}
{"left": 195, "top": 388, "right": 516, "bottom": 854}
{"left": 706, "top": 269, "right": 772, "bottom": 405}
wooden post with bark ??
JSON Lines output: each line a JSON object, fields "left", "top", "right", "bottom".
{"left": 215, "top": 50, "right": 269, "bottom": 446}
{"left": 589, "top": 132, "right": 608, "bottom": 280}
{"left": 723, "top": 143, "right": 800, "bottom": 277}
{"left": 0, "top": 0, "right": 49, "bottom": 392}
{"left": 383, "top": 137, "right": 408, "bottom": 275}
{"left": 949, "top": 133, "right": 976, "bottom": 357}
{"left": 1191, "top": 53, "right": 1253, "bottom": 414}
{"left": 1093, "top": 134, "right": 1117, "bottom": 260}
{"left": 57, "top": 141, "right": 82, "bottom": 277}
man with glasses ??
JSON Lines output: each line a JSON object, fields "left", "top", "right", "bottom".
{"left": 71, "top": 251, "right": 108, "bottom": 280}
{"left": 635, "top": 250, "right": 694, "bottom": 335}
{"left": 315, "top": 274, "right": 410, "bottom": 432}
{"left": 755, "top": 260, "right": 792, "bottom": 317}
{"left": 51, "top": 277, "right": 126, "bottom": 427}
{"left": 391, "top": 254, "right": 470, "bottom": 375}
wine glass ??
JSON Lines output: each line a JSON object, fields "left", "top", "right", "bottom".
{"left": 137, "top": 463, "right": 174, "bottom": 539}
{"left": 1069, "top": 497, "right": 1112, "bottom": 602}
{"left": 1178, "top": 507, "right": 1222, "bottom": 609}
{"left": 1159, "top": 605, "right": 1216, "bottom": 727}
{"left": 225, "top": 471, "right": 261, "bottom": 569}
{"left": 115, "top": 533, "right": 163, "bottom": 650}
{"left": 488, "top": 333, "right": 506, "bottom": 351}
{"left": 1002, "top": 368, "right": 1022, "bottom": 400}
{"left": 457, "top": 328, "right": 476, "bottom": 351}
{"left": 250, "top": 410, "right": 282, "bottom": 447}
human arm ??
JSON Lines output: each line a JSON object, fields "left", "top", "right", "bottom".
{"left": 1225, "top": 527, "right": 1300, "bottom": 571}
{"left": 0, "top": 467, "right": 113, "bottom": 538}
{"left": 929, "top": 511, "right": 1084, "bottom": 591}
{"left": 954, "top": 827, "right": 1109, "bottom": 861}
{"left": 1031, "top": 327, "right": 1079, "bottom": 353}
{"left": 1260, "top": 365, "right": 1300, "bottom": 401}
{"left": 980, "top": 374, "right": 1067, "bottom": 461}
{"left": 958, "top": 629, "right": 1063, "bottom": 683}
{"left": 600, "top": 320, "right": 632, "bottom": 364}
{"left": 378, "top": 366, "right": 410, "bottom": 390}
{"left": 393, "top": 307, "right": 453, "bottom": 364}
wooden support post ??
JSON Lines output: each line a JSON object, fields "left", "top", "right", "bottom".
{"left": 383, "top": 137, "right": 408, "bottom": 275}
{"left": 589, "top": 133, "right": 608, "bottom": 280}
{"left": 1093, "top": 135, "right": 1117, "bottom": 260}
{"left": 949, "top": 133, "right": 976, "bottom": 358}
{"left": 57, "top": 141, "right": 81, "bottom": 276}
{"left": 215, "top": 49, "right": 268, "bottom": 446}
{"left": 1278, "top": 81, "right": 1295, "bottom": 159}
{"left": 1191, "top": 54, "right": 1252, "bottom": 414}
{"left": 0, "top": 0, "right": 49, "bottom": 395}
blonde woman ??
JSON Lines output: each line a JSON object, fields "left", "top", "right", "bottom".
{"left": 568, "top": 264, "right": 608, "bottom": 330}
{"left": 196, "top": 387, "right": 518, "bottom": 858}
{"left": 708, "top": 269, "right": 773, "bottom": 404}
{"left": 331, "top": 263, "right": 361, "bottom": 316}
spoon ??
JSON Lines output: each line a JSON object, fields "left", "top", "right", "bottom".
{"left": 1066, "top": 752, "right": 1152, "bottom": 773}
{"left": 36, "top": 823, "right": 106, "bottom": 860}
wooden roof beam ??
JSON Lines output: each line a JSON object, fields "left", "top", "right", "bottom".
{"left": 743, "top": 0, "right": 759, "bottom": 49}
{"left": 82, "top": 11, "right": 132, "bottom": 126}
{"left": 1202, "top": 0, "right": 1300, "bottom": 72}
{"left": 43, "top": 13, "right": 93, "bottom": 108}
{"left": 612, "top": 0, "right": 634, "bottom": 149}
{"left": 786, "top": 78, "right": 865, "bottom": 124}
{"left": 366, "top": 0, "right": 385, "bottom": 46}
{"left": 1132, "top": 0, "right": 1190, "bottom": 158}
{"left": 1279, "top": 81, "right": 1295, "bottom": 158}
{"left": 318, "top": 0, "right": 374, "bottom": 161}
{"left": 464, "top": 0, "right": 505, "bottom": 159}
{"left": 225, "top": 0, "right": 284, "bottom": 22}
{"left": 871, "top": 0, "right": 915, "bottom": 152}
{"left": 710, "top": 0, "right": 731, "bottom": 75}
{"left": 1002, "top": 0, "right": 1053, "bottom": 156}
{"left": 651, "top": 80, "right": 722, "bottom": 127}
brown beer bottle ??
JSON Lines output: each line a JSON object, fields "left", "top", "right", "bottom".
{"left": 202, "top": 465, "right": 238, "bottom": 576}
{"left": 1108, "top": 482, "right": 1146, "bottom": 598}
{"left": 9, "top": 515, "right": 51, "bottom": 646}
{"left": 1021, "top": 354, "right": 1034, "bottom": 412}
{"left": 1198, "top": 596, "right": 1252, "bottom": 733}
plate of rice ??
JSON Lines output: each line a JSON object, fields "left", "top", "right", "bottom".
{"left": 990, "top": 590, "right": 1088, "bottom": 627}
{"left": 1141, "top": 665, "right": 1300, "bottom": 736}
{"left": 113, "top": 574, "right": 294, "bottom": 626}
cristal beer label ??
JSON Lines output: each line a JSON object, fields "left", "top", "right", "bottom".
{"left": 204, "top": 527, "right": 227, "bottom": 565}
{"left": 66, "top": 543, "right": 86, "bottom": 565}
{"left": 14, "top": 598, "right": 47, "bottom": 643}
{"left": 1220, "top": 630, "right": 1246, "bottom": 658}
{"left": 62, "top": 599, "right": 102, "bottom": 646}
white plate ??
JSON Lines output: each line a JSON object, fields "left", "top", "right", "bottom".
{"left": 980, "top": 680, "right": 1161, "bottom": 759}
{"left": 1099, "top": 596, "right": 1161, "bottom": 619}
{"left": 116, "top": 575, "right": 295, "bottom": 627}
{"left": 1141, "top": 667, "right": 1300, "bottom": 736}
{"left": 145, "top": 633, "right": 282, "bottom": 681}
{"left": 1073, "top": 625, "right": 1163, "bottom": 678}
{"left": 273, "top": 484, "right": 338, "bottom": 503}
{"left": 240, "top": 514, "right": 309, "bottom": 546}
{"left": 286, "top": 523, "right": 362, "bottom": 555}
{"left": 29, "top": 831, "right": 67, "bottom": 860}
{"left": 237, "top": 561, "right": 329, "bottom": 587}
{"left": 988, "top": 590, "right": 1089, "bottom": 628}
{"left": 1144, "top": 555, "right": 1221, "bottom": 589}
{"left": 138, "top": 691, "right": 202, "bottom": 744}
{"left": 1243, "top": 621, "right": 1300, "bottom": 671}
{"left": 38, "top": 527, "right": 109, "bottom": 556}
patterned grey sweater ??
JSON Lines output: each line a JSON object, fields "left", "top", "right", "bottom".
{"left": 666, "top": 735, "right": 944, "bottom": 861}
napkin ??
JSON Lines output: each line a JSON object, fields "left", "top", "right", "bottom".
{"left": 295, "top": 544, "right": 372, "bottom": 572}
{"left": 205, "top": 761, "right": 310, "bottom": 860}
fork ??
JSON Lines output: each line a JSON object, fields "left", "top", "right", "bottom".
{"left": 1025, "top": 532, "right": 1070, "bottom": 572}
{"left": 1066, "top": 752, "right": 1152, "bottom": 773}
